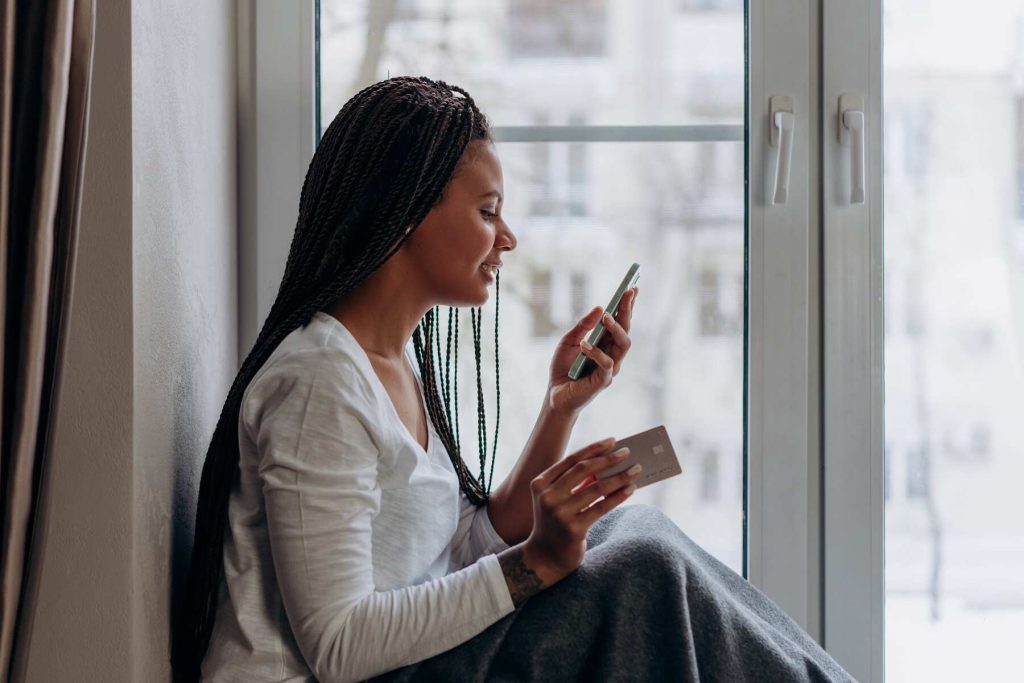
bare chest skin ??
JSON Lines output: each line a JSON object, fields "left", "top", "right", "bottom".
{"left": 367, "top": 356, "right": 429, "bottom": 452}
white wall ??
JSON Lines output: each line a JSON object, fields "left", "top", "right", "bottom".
{"left": 131, "top": 1, "right": 238, "bottom": 680}
{"left": 17, "top": 1, "right": 238, "bottom": 680}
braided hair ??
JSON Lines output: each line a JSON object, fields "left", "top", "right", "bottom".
{"left": 172, "top": 76, "right": 502, "bottom": 682}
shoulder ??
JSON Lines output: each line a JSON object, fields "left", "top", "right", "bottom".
{"left": 241, "top": 344, "right": 377, "bottom": 429}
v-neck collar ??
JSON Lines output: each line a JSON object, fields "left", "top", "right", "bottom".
{"left": 313, "top": 312, "right": 434, "bottom": 457}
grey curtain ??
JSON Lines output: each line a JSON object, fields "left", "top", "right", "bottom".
{"left": 0, "top": 0, "right": 95, "bottom": 680}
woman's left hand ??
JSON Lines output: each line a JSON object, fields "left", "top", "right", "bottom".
{"left": 546, "top": 286, "right": 638, "bottom": 415}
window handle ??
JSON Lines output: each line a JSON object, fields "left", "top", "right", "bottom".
{"left": 839, "top": 93, "right": 866, "bottom": 204}
{"left": 769, "top": 96, "right": 794, "bottom": 206}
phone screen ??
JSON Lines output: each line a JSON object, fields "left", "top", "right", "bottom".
{"left": 567, "top": 262, "right": 640, "bottom": 380}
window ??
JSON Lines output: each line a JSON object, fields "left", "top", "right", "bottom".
{"left": 698, "top": 267, "right": 743, "bottom": 337}
{"left": 677, "top": 0, "right": 743, "bottom": 11}
{"left": 1017, "top": 96, "right": 1024, "bottom": 220}
{"left": 508, "top": 0, "right": 606, "bottom": 58}
{"left": 905, "top": 272, "right": 923, "bottom": 337}
{"left": 567, "top": 115, "right": 587, "bottom": 216}
{"left": 887, "top": 104, "right": 931, "bottom": 182}
{"left": 529, "top": 269, "right": 557, "bottom": 338}
{"left": 699, "top": 448, "right": 720, "bottom": 501}
{"left": 884, "top": 444, "right": 892, "bottom": 502}
{"left": 904, "top": 445, "right": 929, "bottom": 500}
{"left": 529, "top": 267, "right": 591, "bottom": 339}
{"left": 570, "top": 272, "right": 587, "bottom": 320}
{"left": 527, "top": 114, "right": 552, "bottom": 216}
{"left": 526, "top": 112, "right": 589, "bottom": 218}
{"left": 882, "top": 2, "right": 1024, "bottom": 679}
{"left": 940, "top": 421, "right": 992, "bottom": 463}
{"left": 968, "top": 423, "right": 991, "bottom": 461}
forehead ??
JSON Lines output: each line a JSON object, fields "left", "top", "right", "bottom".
{"left": 453, "top": 141, "right": 503, "bottom": 193}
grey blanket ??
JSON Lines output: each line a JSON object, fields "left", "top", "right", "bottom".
{"left": 369, "top": 504, "right": 856, "bottom": 682}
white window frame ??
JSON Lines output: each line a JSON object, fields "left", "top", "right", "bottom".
{"left": 746, "top": 0, "right": 822, "bottom": 649}
{"left": 237, "top": 2, "right": 885, "bottom": 680}
{"left": 236, "top": 0, "right": 317, "bottom": 357}
{"left": 821, "top": 1, "right": 884, "bottom": 681}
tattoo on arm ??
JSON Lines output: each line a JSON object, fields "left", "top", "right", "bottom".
{"left": 497, "top": 546, "right": 546, "bottom": 608}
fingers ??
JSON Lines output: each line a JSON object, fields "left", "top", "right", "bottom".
{"left": 550, "top": 446, "right": 631, "bottom": 495}
{"left": 534, "top": 437, "right": 616, "bottom": 489}
{"left": 565, "top": 287, "right": 637, "bottom": 375}
{"left": 573, "top": 464, "right": 641, "bottom": 510}
{"left": 561, "top": 306, "right": 603, "bottom": 347}
{"left": 570, "top": 473, "right": 597, "bottom": 495}
{"left": 616, "top": 287, "right": 638, "bottom": 334}
{"left": 578, "top": 480, "right": 637, "bottom": 526}
{"left": 578, "top": 338, "right": 615, "bottom": 380}
{"left": 598, "top": 311, "right": 632, "bottom": 365}
{"left": 584, "top": 288, "right": 636, "bottom": 377}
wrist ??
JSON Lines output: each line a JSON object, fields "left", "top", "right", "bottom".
{"left": 497, "top": 541, "right": 572, "bottom": 608}
{"left": 520, "top": 539, "right": 572, "bottom": 586}
{"left": 541, "top": 394, "right": 581, "bottom": 423}
{"left": 497, "top": 543, "right": 546, "bottom": 608}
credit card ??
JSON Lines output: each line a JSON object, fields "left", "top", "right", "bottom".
{"left": 596, "top": 425, "right": 682, "bottom": 490}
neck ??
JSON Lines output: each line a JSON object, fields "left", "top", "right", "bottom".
{"left": 325, "top": 260, "right": 433, "bottom": 362}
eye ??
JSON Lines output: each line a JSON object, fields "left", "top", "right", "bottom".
{"left": 480, "top": 209, "right": 498, "bottom": 220}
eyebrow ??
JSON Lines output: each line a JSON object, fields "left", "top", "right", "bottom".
{"left": 479, "top": 190, "right": 503, "bottom": 202}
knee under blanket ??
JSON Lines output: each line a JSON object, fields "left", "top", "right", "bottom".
{"left": 368, "top": 504, "right": 857, "bottom": 682}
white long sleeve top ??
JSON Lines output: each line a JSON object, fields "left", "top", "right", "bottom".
{"left": 200, "top": 311, "right": 515, "bottom": 682}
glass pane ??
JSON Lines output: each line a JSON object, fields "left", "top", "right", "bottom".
{"left": 319, "top": 0, "right": 746, "bottom": 573}
{"left": 884, "top": 1, "right": 1024, "bottom": 679}
{"left": 319, "top": 0, "right": 743, "bottom": 128}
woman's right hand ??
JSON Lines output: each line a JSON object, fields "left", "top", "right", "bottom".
{"left": 520, "top": 437, "right": 641, "bottom": 585}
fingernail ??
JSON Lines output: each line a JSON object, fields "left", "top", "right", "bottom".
{"left": 580, "top": 340, "right": 592, "bottom": 350}
{"left": 613, "top": 448, "right": 630, "bottom": 458}
{"left": 627, "top": 464, "right": 642, "bottom": 476}
{"left": 603, "top": 313, "right": 613, "bottom": 324}
{"left": 624, "top": 484, "right": 637, "bottom": 496}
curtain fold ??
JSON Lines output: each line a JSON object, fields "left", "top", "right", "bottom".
{"left": 0, "top": 0, "right": 95, "bottom": 680}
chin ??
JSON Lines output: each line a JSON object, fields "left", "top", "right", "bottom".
{"left": 463, "top": 274, "right": 493, "bottom": 307}
{"left": 439, "top": 287, "right": 489, "bottom": 309}
{"left": 461, "top": 287, "right": 490, "bottom": 308}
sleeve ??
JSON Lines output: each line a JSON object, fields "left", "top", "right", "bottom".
{"left": 248, "top": 349, "right": 516, "bottom": 683}
{"left": 446, "top": 491, "right": 513, "bottom": 572}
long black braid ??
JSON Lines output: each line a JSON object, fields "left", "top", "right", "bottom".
{"left": 172, "top": 76, "right": 502, "bottom": 682}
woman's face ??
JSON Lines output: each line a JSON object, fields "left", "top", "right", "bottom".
{"left": 403, "top": 140, "right": 517, "bottom": 307}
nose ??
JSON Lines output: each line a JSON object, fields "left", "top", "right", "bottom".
{"left": 496, "top": 219, "right": 517, "bottom": 252}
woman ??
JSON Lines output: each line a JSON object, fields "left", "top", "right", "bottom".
{"left": 174, "top": 76, "right": 854, "bottom": 682}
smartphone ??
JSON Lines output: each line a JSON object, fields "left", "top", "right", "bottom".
{"left": 567, "top": 262, "right": 641, "bottom": 380}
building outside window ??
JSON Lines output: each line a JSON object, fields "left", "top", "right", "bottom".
{"left": 508, "top": 0, "right": 606, "bottom": 58}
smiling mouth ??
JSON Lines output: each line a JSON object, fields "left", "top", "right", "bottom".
{"left": 480, "top": 264, "right": 499, "bottom": 275}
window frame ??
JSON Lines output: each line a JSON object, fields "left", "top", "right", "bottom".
{"left": 746, "top": 0, "right": 824, "bottom": 649}
{"left": 821, "top": 2, "right": 885, "bottom": 680}
{"left": 237, "top": 0, "right": 318, "bottom": 357}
